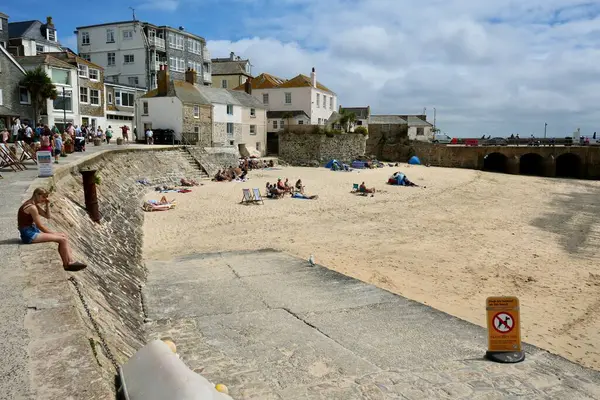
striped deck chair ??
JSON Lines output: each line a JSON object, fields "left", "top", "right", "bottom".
{"left": 0, "top": 143, "right": 26, "bottom": 171}
{"left": 17, "top": 141, "right": 38, "bottom": 164}
{"left": 252, "top": 188, "right": 264, "bottom": 205}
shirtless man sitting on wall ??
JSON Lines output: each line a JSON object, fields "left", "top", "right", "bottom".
{"left": 17, "top": 188, "right": 87, "bottom": 271}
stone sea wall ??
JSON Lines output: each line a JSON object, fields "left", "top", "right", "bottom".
{"left": 279, "top": 132, "right": 366, "bottom": 165}
{"left": 24, "top": 148, "right": 206, "bottom": 393}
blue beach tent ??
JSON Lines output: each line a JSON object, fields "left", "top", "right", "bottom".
{"left": 408, "top": 156, "right": 421, "bottom": 165}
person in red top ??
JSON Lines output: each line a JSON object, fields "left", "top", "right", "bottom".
{"left": 121, "top": 125, "right": 129, "bottom": 142}
{"left": 17, "top": 188, "right": 87, "bottom": 271}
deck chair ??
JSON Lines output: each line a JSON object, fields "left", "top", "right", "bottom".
{"left": 241, "top": 188, "right": 253, "bottom": 204}
{"left": 17, "top": 141, "right": 38, "bottom": 164}
{"left": 252, "top": 188, "right": 264, "bottom": 205}
{"left": 351, "top": 183, "right": 359, "bottom": 193}
{"left": 0, "top": 143, "right": 26, "bottom": 171}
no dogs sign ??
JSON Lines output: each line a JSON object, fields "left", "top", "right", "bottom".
{"left": 486, "top": 296, "right": 522, "bottom": 353}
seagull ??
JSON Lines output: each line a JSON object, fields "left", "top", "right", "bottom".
{"left": 309, "top": 254, "right": 315, "bottom": 267}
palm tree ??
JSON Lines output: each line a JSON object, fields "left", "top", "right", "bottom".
{"left": 337, "top": 109, "right": 356, "bottom": 133}
{"left": 20, "top": 66, "right": 58, "bottom": 124}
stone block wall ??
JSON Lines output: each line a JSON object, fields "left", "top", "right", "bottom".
{"left": 367, "top": 124, "right": 408, "bottom": 158}
{"left": 279, "top": 132, "right": 366, "bottom": 165}
{"left": 186, "top": 146, "right": 239, "bottom": 177}
{"left": 213, "top": 122, "right": 243, "bottom": 148}
{"left": 32, "top": 148, "right": 205, "bottom": 383}
{"left": 182, "top": 103, "right": 212, "bottom": 145}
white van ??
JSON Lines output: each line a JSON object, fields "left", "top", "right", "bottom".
{"left": 432, "top": 134, "right": 452, "bottom": 144}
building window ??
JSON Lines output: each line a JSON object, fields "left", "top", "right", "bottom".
{"left": 47, "top": 29, "right": 56, "bottom": 41}
{"left": 256, "top": 142, "right": 261, "bottom": 151}
{"left": 107, "top": 52, "right": 115, "bottom": 66}
{"left": 81, "top": 32, "right": 90, "bottom": 45}
{"left": 417, "top": 127, "right": 424, "bottom": 136}
{"left": 316, "top": 93, "right": 320, "bottom": 108}
{"left": 80, "top": 53, "right": 91, "bottom": 62}
{"left": 89, "top": 68, "right": 99, "bottom": 80}
{"left": 143, "top": 101, "right": 149, "bottom": 115}
{"left": 263, "top": 93, "right": 269, "bottom": 104}
{"left": 108, "top": 92, "right": 113, "bottom": 104}
{"left": 250, "top": 125, "right": 256, "bottom": 135}
{"left": 250, "top": 108, "right": 255, "bottom": 117}
{"left": 226, "top": 104, "right": 233, "bottom": 115}
{"left": 194, "top": 126, "right": 199, "bottom": 134}
{"left": 53, "top": 90, "right": 72, "bottom": 111}
{"left": 90, "top": 89, "right": 100, "bottom": 105}
{"left": 51, "top": 68, "right": 70, "bottom": 85}
{"left": 285, "top": 92, "right": 291, "bottom": 104}
{"left": 128, "top": 77, "right": 139, "bottom": 86}
{"left": 176, "top": 35, "right": 184, "bottom": 50}
{"left": 323, "top": 95, "right": 327, "bottom": 108}
{"left": 177, "top": 58, "right": 185, "bottom": 72}
{"left": 298, "top": 120, "right": 304, "bottom": 125}
{"left": 273, "top": 120, "right": 278, "bottom": 129}
{"left": 19, "top": 87, "right": 31, "bottom": 104}
{"left": 221, "top": 79, "right": 227, "bottom": 88}
{"left": 227, "top": 122, "right": 234, "bottom": 137}
{"left": 78, "top": 64, "right": 88, "bottom": 78}
{"left": 169, "top": 57, "right": 176, "bottom": 70}
{"left": 318, "top": 118, "right": 322, "bottom": 125}
{"left": 124, "top": 54, "right": 134, "bottom": 64}
{"left": 79, "top": 87, "right": 88, "bottom": 103}
{"left": 0, "top": 89, "right": 2, "bottom": 105}
{"left": 281, "top": 120, "right": 285, "bottom": 127}
{"left": 193, "top": 105, "right": 199, "bottom": 118}
{"left": 330, "top": 97, "right": 333, "bottom": 109}
{"left": 36, "top": 44, "right": 44, "bottom": 55}
{"left": 106, "top": 29, "right": 115, "bottom": 43}
{"left": 115, "top": 91, "right": 135, "bottom": 107}
{"left": 123, "top": 30, "right": 133, "bottom": 40}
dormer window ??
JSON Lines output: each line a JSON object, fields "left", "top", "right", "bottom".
{"left": 47, "top": 29, "right": 56, "bottom": 42}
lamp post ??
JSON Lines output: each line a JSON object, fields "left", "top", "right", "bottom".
{"left": 62, "top": 86, "right": 66, "bottom": 132}
{"left": 544, "top": 122, "right": 547, "bottom": 139}
{"left": 433, "top": 107, "right": 436, "bottom": 131}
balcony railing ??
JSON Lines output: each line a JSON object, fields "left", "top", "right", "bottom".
{"left": 203, "top": 72, "right": 211, "bottom": 82}
{"left": 152, "top": 61, "right": 167, "bottom": 71}
{"left": 203, "top": 49, "right": 210, "bottom": 62}
{"left": 149, "top": 36, "right": 166, "bottom": 49}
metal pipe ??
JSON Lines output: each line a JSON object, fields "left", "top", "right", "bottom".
{"left": 80, "top": 169, "right": 101, "bottom": 222}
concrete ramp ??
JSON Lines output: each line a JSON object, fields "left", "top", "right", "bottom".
{"left": 144, "top": 250, "right": 600, "bottom": 399}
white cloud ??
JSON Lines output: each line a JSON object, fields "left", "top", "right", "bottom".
{"left": 208, "top": 0, "right": 600, "bottom": 136}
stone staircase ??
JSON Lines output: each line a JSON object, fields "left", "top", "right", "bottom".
{"left": 180, "top": 148, "right": 210, "bottom": 180}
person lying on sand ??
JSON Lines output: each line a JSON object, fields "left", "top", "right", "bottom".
{"left": 359, "top": 182, "right": 376, "bottom": 194}
{"left": 295, "top": 179, "right": 304, "bottom": 194}
{"left": 17, "top": 188, "right": 87, "bottom": 271}
{"left": 180, "top": 178, "right": 199, "bottom": 186}
{"left": 292, "top": 192, "right": 318, "bottom": 200}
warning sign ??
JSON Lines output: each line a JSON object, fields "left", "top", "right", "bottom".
{"left": 486, "top": 297, "right": 521, "bottom": 353}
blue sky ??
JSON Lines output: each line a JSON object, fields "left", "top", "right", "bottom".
{"left": 3, "top": 0, "right": 600, "bottom": 137}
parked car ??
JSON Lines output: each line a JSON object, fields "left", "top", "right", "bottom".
{"left": 484, "top": 137, "right": 508, "bottom": 146}
{"left": 464, "top": 139, "right": 479, "bottom": 147}
{"left": 432, "top": 134, "right": 453, "bottom": 144}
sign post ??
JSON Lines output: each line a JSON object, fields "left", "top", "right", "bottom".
{"left": 36, "top": 151, "right": 54, "bottom": 178}
{"left": 485, "top": 296, "right": 525, "bottom": 363}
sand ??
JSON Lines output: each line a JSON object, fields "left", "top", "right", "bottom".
{"left": 143, "top": 164, "right": 600, "bottom": 371}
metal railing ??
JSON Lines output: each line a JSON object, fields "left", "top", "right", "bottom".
{"left": 149, "top": 36, "right": 166, "bottom": 49}
{"left": 181, "top": 132, "right": 199, "bottom": 146}
{"left": 203, "top": 72, "right": 211, "bottom": 82}
{"left": 202, "top": 49, "right": 210, "bottom": 62}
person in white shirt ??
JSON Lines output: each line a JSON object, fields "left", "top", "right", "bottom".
{"left": 11, "top": 118, "right": 21, "bottom": 142}
{"left": 145, "top": 128, "right": 153, "bottom": 145}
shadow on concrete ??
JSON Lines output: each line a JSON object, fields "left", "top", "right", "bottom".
{"left": 556, "top": 153, "right": 582, "bottom": 179}
{"left": 0, "top": 238, "right": 21, "bottom": 245}
{"left": 532, "top": 183, "right": 600, "bottom": 254}
{"left": 520, "top": 153, "right": 545, "bottom": 176}
{"left": 483, "top": 152, "right": 508, "bottom": 173}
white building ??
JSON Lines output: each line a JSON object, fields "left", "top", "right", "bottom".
{"left": 8, "top": 16, "right": 62, "bottom": 56}
{"left": 17, "top": 54, "right": 79, "bottom": 129}
{"left": 234, "top": 67, "right": 336, "bottom": 126}
{"left": 75, "top": 21, "right": 211, "bottom": 90}
{"left": 105, "top": 82, "right": 145, "bottom": 138}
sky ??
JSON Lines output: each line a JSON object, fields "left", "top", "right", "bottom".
{"left": 3, "top": 0, "right": 600, "bottom": 137}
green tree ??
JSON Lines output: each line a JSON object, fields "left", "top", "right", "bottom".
{"left": 354, "top": 126, "right": 368, "bottom": 135}
{"left": 20, "top": 66, "right": 57, "bottom": 124}
{"left": 337, "top": 109, "right": 356, "bottom": 133}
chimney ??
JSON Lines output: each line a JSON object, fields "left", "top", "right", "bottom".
{"left": 185, "top": 67, "right": 196, "bottom": 85}
{"left": 244, "top": 77, "right": 252, "bottom": 95}
{"left": 157, "top": 65, "right": 169, "bottom": 96}
{"left": 311, "top": 67, "right": 316, "bottom": 88}
{"left": 230, "top": 52, "right": 235, "bottom": 60}
{"left": 46, "top": 16, "right": 54, "bottom": 27}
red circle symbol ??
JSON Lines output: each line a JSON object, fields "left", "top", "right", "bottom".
{"left": 492, "top": 312, "right": 515, "bottom": 334}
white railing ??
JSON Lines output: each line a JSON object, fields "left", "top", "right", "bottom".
{"left": 203, "top": 49, "right": 210, "bottom": 62}
{"left": 203, "top": 72, "right": 211, "bottom": 82}
{"left": 149, "top": 37, "right": 166, "bottom": 49}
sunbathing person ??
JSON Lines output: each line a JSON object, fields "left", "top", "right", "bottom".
{"left": 284, "top": 178, "right": 293, "bottom": 192}
{"left": 292, "top": 192, "right": 318, "bottom": 200}
{"left": 295, "top": 179, "right": 305, "bottom": 194}
{"left": 270, "top": 184, "right": 285, "bottom": 198}
{"left": 359, "top": 182, "right": 376, "bottom": 194}
{"left": 276, "top": 178, "right": 286, "bottom": 192}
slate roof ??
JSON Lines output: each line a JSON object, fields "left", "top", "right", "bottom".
{"left": 266, "top": 110, "right": 310, "bottom": 119}
{"left": 340, "top": 107, "right": 370, "bottom": 119}
{"left": 8, "top": 20, "right": 35, "bottom": 38}
{"left": 43, "top": 51, "right": 104, "bottom": 71}
{"left": 211, "top": 60, "right": 251, "bottom": 76}
{"left": 326, "top": 111, "right": 340, "bottom": 125}
{"left": 369, "top": 115, "right": 408, "bottom": 124}
{"left": 228, "top": 90, "right": 266, "bottom": 109}
{"left": 277, "top": 74, "right": 333, "bottom": 94}
{"left": 0, "top": 43, "right": 26, "bottom": 74}
{"left": 16, "top": 54, "right": 75, "bottom": 69}
{"left": 0, "top": 12, "right": 9, "bottom": 19}
{"left": 406, "top": 115, "right": 432, "bottom": 127}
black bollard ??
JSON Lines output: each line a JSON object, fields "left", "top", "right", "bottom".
{"left": 80, "top": 169, "right": 101, "bottom": 223}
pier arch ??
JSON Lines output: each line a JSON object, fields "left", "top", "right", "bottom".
{"left": 483, "top": 152, "right": 508, "bottom": 173}
{"left": 520, "top": 153, "right": 545, "bottom": 176}
{"left": 556, "top": 153, "right": 582, "bottom": 178}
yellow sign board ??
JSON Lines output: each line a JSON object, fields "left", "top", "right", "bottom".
{"left": 486, "top": 296, "right": 521, "bottom": 353}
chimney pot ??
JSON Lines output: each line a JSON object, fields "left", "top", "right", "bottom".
{"left": 244, "top": 77, "right": 252, "bottom": 95}
{"left": 230, "top": 52, "right": 235, "bottom": 60}
{"left": 310, "top": 67, "right": 317, "bottom": 88}
{"left": 158, "top": 66, "right": 169, "bottom": 96}
{"left": 185, "top": 67, "right": 196, "bottom": 85}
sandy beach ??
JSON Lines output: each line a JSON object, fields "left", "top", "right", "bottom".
{"left": 143, "top": 164, "right": 600, "bottom": 371}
